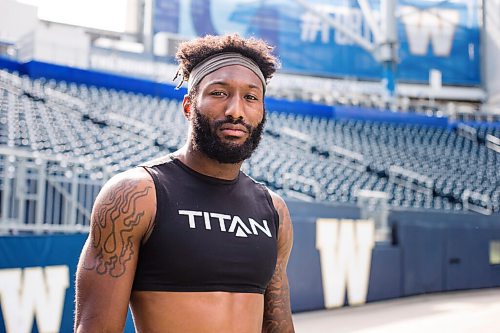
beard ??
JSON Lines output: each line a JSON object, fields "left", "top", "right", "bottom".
{"left": 191, "top": 106, "right": 265, "bottom": 164}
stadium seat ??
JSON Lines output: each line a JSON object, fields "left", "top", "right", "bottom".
{"left": 0, "top": 69, "right": 498, "bottom": 214}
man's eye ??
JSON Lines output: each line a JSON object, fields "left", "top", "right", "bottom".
{"left": 211, "top": 91, "right": 226, "bottom": 96}
{"left": 246, "top": 95, "right": 258, "bottom": 101}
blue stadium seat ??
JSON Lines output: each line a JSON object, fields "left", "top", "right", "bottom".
{"left": 0, "top": 69, "right": 498, "bottom": 213}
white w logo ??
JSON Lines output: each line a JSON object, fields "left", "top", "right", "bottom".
{"left": 400, "top": 6, "right": 460, "bottom": 57}
{"left": 316, "top": 219, "right": 375, "bottom": 308}
{"left": 0, "top": 265, "right": 69, "bottom": 333}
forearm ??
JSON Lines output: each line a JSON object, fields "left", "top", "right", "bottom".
{"left": 262, "top": 265, "right": 295, "bottom": 333}
{"left": 74, "top": 273, "right": 129, "bottom": 333}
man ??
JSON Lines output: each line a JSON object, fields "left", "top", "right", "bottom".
{"left": 74, "top": 34, "right": 294, "bottom": 333}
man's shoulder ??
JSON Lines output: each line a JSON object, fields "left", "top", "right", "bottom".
{"left": 105, "top": 167, "right": 154, "bottom": 188}
{"left": 90, "top": 167, "right": 157, "bottom": 242}
{"left": 263, "top": 187, "right": 285, "bottom": 209}
{"left": 139, "top": 154, "right": 174, "bottom": 168}
{"left": 97, "top": 167, "right": 156, "bottom": 210}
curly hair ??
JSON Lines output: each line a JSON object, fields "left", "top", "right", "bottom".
{"left": 175, "top": 34, "right": 279, "bottom": 90}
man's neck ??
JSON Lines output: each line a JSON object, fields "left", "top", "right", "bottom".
{"left": 173, "top": 145, "right": 242, "bottom": 181}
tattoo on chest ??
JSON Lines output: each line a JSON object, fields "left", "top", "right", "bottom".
{"left": 83, "top": 180, "right": 151, "bottom": 277}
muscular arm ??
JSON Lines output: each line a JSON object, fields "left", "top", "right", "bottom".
{"left": 74, "top": 168, "right": 155, "bottom": 332}
{"left": 262, "top": 192, "right": 295, "bottom": 333}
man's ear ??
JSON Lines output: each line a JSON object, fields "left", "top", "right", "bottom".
{"left": 182, "top": 94, "right": 191, "bottom": 119}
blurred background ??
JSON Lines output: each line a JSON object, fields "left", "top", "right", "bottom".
{"left": 0, "top": 0, "right": 498, "bottom": 332}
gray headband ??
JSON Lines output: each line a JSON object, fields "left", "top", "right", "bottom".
{"left": 180, "top": 52, "right": 266, "bottom": 93}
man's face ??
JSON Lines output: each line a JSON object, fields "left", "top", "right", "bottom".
{"left": 191, "top": 105, "right": 265, "bottom": 164}
{"left": 187, "top": 65, "right": 266, "bottom": 164}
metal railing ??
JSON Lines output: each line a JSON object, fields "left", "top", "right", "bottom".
{"left": 462, "top": 190, "right": 493, "bottom": 216}
{"left": 485, "top": 134, "right": 500, "bottom": 153}
{"left": 329, "top": 145, "right": 367, "bottom": 172}
{"left": 355, "top": 189, "right": 390, "bottom": 242}
{"left": 0, "top": 147, "right": 108, "bottom": 234}
{"left": 282, "top": 172, "right": 323, "bottom": 202}
{"left": 388, "top": 165, "right": 434, "bottom": 196}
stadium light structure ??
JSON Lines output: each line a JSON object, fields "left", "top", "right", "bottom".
{"left": 293, "top": 0, "right": 398, "bottom": 96}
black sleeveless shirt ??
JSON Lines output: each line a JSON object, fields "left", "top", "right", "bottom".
{"left": 132, "top": 155, "right": 279, "bottom": 294}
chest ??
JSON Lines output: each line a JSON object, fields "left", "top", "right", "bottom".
{"left": 137, "top": 180, "right": 279, "bottom": 291}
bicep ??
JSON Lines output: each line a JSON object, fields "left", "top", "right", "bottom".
{"left": 75, "top": 239, "right": 138, "bottom": 332}
{"left": 75, "top": 176, "right": 154, "bottom": 332}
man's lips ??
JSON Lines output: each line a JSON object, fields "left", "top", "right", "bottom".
{"left": 219, "top": 124, "right": 248, "bottom": 137}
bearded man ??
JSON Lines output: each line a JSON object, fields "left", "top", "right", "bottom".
{"left": 74, "top": 34, "right": 294, "bottom": 333}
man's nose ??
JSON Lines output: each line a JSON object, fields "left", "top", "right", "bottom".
{"left": 224, "top": 95, "right": 245, "bottom": 120}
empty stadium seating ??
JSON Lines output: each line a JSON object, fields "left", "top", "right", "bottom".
{"left": 1, "top": 69, "right": 498, "bottom": 215}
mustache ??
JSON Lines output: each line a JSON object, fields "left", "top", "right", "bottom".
{"left": 213, "top": 117, "right": 253, "bottom": 132}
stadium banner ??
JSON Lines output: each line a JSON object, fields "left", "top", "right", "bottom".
{"left": 0, "top": 234, "right": 84, "bottom": 333}
{"left": 152, "top": 0, "right": 480, "bottom": 85}
{"left": 0, "top": 234, "right": 136, "bottom": 333}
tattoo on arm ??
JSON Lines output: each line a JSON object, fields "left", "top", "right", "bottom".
{"left": 263, "top": 195, "right": 294, "bottom": 333}
{"left": 83, "top": 179, "right": 152, "bottom": 277}
{"left": 262, "top": 262, "right": 293, "bottom": 333}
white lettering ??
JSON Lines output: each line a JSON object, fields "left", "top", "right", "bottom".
{"left": 249, "top": 218, "right": 272, "bottom": 238}
{"left": 316, "top": 219, "right": 374, "bottom": 308}
{"left": 301, "top": 11, "right": 330, "bottom": 43}
{"left": 178, "top": 210, "right": 202, "bottom": 228}
{"left": 203, "top": 212, "right": 211, "bottom": 230}
{"left": 0, "top": 265, "right": 69, "bottom": 333}
{"left": 235, "top": 227, "right": 248, "bottom": 238}
{"left": 401, "top": 6, "right": 460, "bottom": 56}
{"left": 228, "top": 216, "right": 252, "bottom": 237}
{"left": 210, "top": 213, "right": 231, "bottom": 232}
{"left": 334, "top": 9, "right": 364, "bottom": 45}
{"left": 179, "top": 210, "right": 271, "bottom": 238}
{"left": 300, "top": 6, "right": 376, "bottom": 45}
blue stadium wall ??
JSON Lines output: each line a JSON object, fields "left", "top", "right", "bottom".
{"left": 2, "top": 57, "right": 497, "bottom": 129}
{"left": 0, "top": 201, "right": 499, "bottom": 333}
{"left": 0, "top": 57, "right": 463, "bottom": 128}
